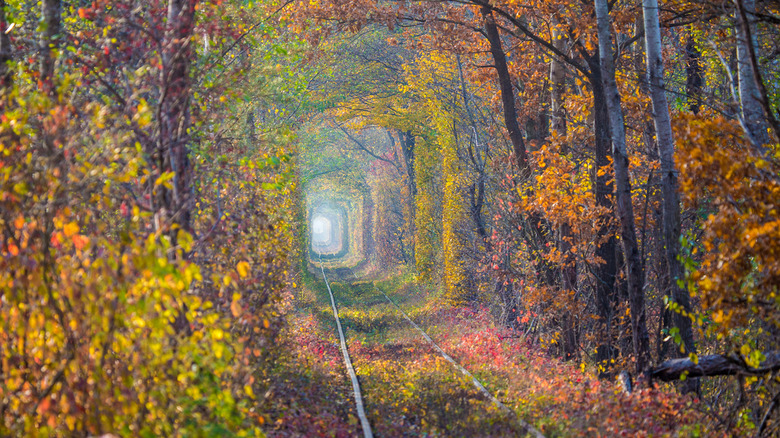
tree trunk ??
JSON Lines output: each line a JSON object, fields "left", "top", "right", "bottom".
{"left": 595, "top": 0, "right": 651, "bottom": 374}
{"left": 246, "top": 109, "right": 256, "bottom": 148}
{"left": 397, "top": 130, "right": 416, "bottom": 262}
{"left": 0, "top": 0, "right": 12, "bottom": 88}
{"left": 550, "top": 28, "right": 567, "bottom": 142}
{"left": 481, "top": 5, "right": 528, "bottom": 173}
{"left": 39, "top": 0, "right": 61, "bottom": 87}
{"left": 399, "top": 130, "right": 416, "bottom": 198}
{"left": 651, "top": 352, "right": 780, "bottom": 381}
{"left": 587, "top": 62, "right": 619, "bottom": 364}
{"left": 685, "top": 37, "right": 703, "bottom": 114}
{"left": 161, "top": 0, "right": 197, "bottom": 237}
{"left": 551, "top": 29, "right": 578, "bottom": 361}
{"left": 643, "top": 0, "right": 698, "bottom": 392}
{"left": 735, "top": 0, "right": 771, "bottom": 149}
{"left": 458, "top": 54, "right": 488, "bottom": 242}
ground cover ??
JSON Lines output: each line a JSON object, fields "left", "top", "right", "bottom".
{"left": 265, "top": 267, "right": 725, "bottom": 437}
{"left": 259, "top": 278, "right": 360, "bottom": 437}
{"left": 329, "top": 279, "right": 524, "bottom": 437}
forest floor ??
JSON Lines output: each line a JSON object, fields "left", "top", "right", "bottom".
{"left": 260, "top": 268, "right": 715, "bottom": 437}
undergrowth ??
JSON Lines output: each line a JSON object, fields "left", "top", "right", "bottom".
{"left": 265, "top": 266, "right": 719, "bottom": 436}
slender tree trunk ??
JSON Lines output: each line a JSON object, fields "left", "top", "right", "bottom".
{"left": 550, "top": 29, "right": 567, "bottom": 142}
{"left": 161, "top": 0, "right": 197, "bottom": 237}
{"left": 246, "top": 109, "right": 256, "bottom": 148}
{"left": 0, "top": 0, "right": 12, "bottom": 89}
{"left": 735, "top": 0, "right": 771, "bottom": 148}
{"left": 685, "top": 36, "right": 703, "bottom": 114}
{"left": 39, "top": 0, "right": 61, "bottom": 88}
{"left": 586, "top": 62, "right": 619, "bottom": 364}
{"left": 595, "top": 0, "right": 651, "bottom": 374}
{"left": 551, "top": 29, "right": 578, "bottom": 360}
{"left": 397, "top": 130, "right": 416, "bottom": 262}
{"left": 653, "top": 200, "right": 672, "bottom": 361}
{"left": 735, "top": 0, "right": 780, "bottom": 150}
{"left": 399, "top": 130, "right": 416, "bottom": 198}
{"left": 458, "top": 54, "right": 488, "bottom": 242}
{"left": 481, "top": 5, "right": 528, "bottom": 172}
{"left": 643, "top": 0, "right": 698, "bottom": 392}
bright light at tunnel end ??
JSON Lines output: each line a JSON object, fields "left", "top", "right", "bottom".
{"left": 311, "top": 215, "right": 332, "bottom": 244}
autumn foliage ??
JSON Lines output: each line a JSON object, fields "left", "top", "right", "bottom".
{"left": 0, "top": 0, "right": 779, "bottom": 435}
{"left": 288, "top": 0, "right": 780, "bottom": 433}
{"left": 0, "top": 0, "right": 299, "bottom": 435}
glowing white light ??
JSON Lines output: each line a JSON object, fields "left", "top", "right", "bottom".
{"left": 311, "top": 216, "right": 332, "bottom": 245}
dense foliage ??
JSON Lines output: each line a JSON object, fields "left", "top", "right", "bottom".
{"left": 0, "top": 0, "right": 301, "bottom": 434}
{"left": 1, "top": 0, "right": 778, "bottom": 435}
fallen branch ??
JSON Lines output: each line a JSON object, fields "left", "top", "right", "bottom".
{"left": 650, "top": 351, "right": 780, "bottom": 382}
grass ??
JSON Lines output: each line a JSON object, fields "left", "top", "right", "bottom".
{"left": 264, "top": 266, "right": 714, "bottom": 437}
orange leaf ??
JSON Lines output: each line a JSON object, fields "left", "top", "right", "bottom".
{"left": 37, "top": 397, "right": 51, "bottom": 415}
{"left": 230, "top": 299, "right": 243, "bottom": 318}
{"left": 63, "top": 222, "right": 79, "bottom": 237}
{"left": 73, "top": 235, "right": 88, "bottom": 250}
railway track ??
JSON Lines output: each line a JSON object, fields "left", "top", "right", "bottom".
{"left": 318, "top": 259, "right": 374, "bottom": 438}
{"left": 317, "top": 261, "right": 545, "bottom": 438}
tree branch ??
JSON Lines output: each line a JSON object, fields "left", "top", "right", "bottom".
{"left": 650, "top": 351, "right": 780, "bottom": 381}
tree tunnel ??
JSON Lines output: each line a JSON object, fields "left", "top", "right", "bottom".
{"left": 306, "top": 187, "right": 372, "bottom": 269}
{"left": 309, "top": 202, "right": 348, "bottom": 258}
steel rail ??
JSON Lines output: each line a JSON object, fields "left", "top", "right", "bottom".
{"left": 344, "top": 267, "right": 544, "bottom": 438}
{"left": 318, "top": 258, "right": 374, "bottom": 438}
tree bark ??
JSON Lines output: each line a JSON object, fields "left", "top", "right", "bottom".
{"left": 457, "top": 54, "right": 488, "bottom": 242}
{"left": 397, "top": 130, "right": 416, "bottom": 262}
{"left": 160, "top": 0, "right": 197, "bottom": 237}
{"left": 651, "top": 352, "right": 780, "bottom": 381}
{"left": 595, "top": 0, "right": 651, "bottom": 374}
{"left": 587, "top": 62, "right": 619, "bottom": 364}
{"left": 0, "top": 0, "right": 12, "bottom": 88}
{"left": 735, "top": 0, "right": 772, "bottom": 149}
{"left": 481, "top": 5, "right": 528, "bottom": 173}
{"left": 246, "top": 109, "right": 256, "bottom": 148}
{"left": 550, "top": 27, "right": 567, "bottom": 142}
{"left": 735, "top": 0, "right": 780, "bottom": 150}
{"left": 643, "top": 0, "right": 698, "bottom": 392}
{"left": 551, "top": 29, "right": 578, "bottom": 361}
{"left": 399, "top": 130, "right": 416, "bottom": 198}
{"left": 39, "top": 0, "right": 61, "bottom": 88}
{"left": 685, "top": 37, "right": 703, "bottom": 114}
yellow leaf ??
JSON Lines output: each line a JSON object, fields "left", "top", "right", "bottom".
{"left": 63, "top": 222, "right": 79, "bottom": 237}
{"left": 154, "top": 171, "right": 175, "bottom": 189}
{"left": 65, "top": 415, "right": 76, "bottom": 431}
{"left": 236, "top": 261, "right": 250, "bottom": 279}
